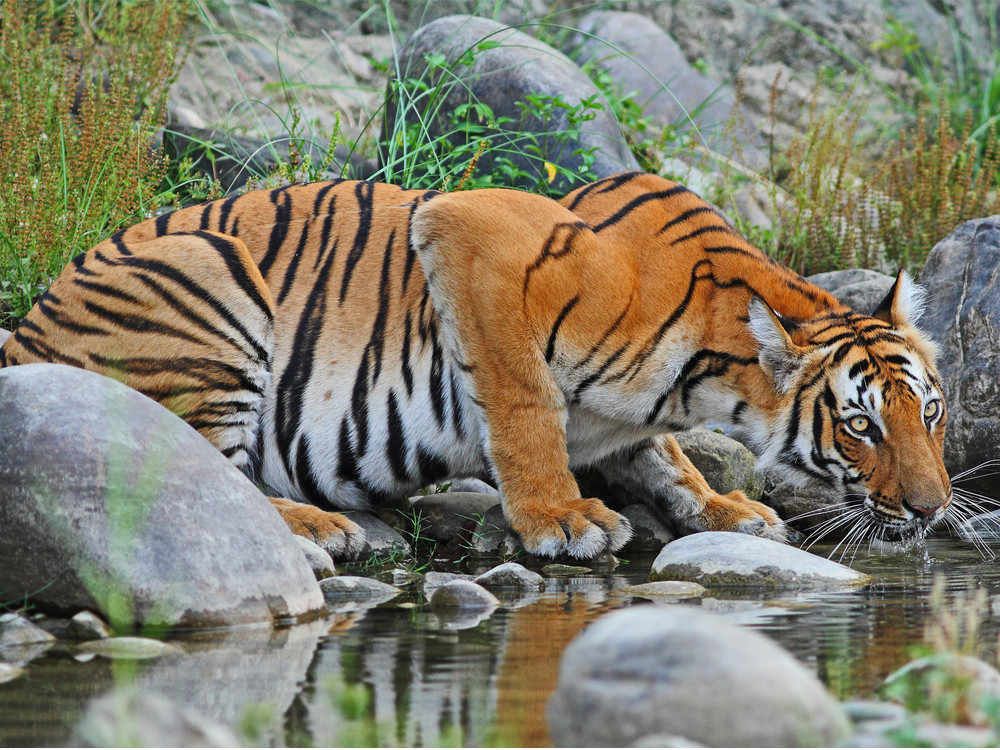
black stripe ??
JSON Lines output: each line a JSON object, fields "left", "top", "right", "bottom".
{"left": 277, "top": 221, "right": 310, "bottom": 306}
{"left": 659, "top": 206, "right": 716, "bottom": 233}
{"left": 36, "top": 295, "right": 110, "bottom": 336}
{"left": 312, "top": 181, "right": 339, "bottom": 215}
{"left": 731, "top": 400, "right": 747, "bottom": 424}
{"left": 386, "top": 390, "right": 409, "bottom": 482}
{"left": 449, "top": 367, "right": 465, "bottom": 439}
{"left": 337, "top": 418, "right": 359, "bottom": 481}
{"left": 592, "top": 185, "right": 689, "bottom": 233}
{"left": 314, "top": 212, "right": 336, "bottom": 271}
{"left": 416, "top": 445, "right": 449, "bottom": 484}
{"left": 574, "top": 343, "right": 628, "bottom": 401}
{"left": 87, "top": 354, "right": 263, "bottom": 393}
{"left": 199, "top": 204, "right": 212, "bottom": 230}
{"left": 71, "top": 251, "right": 97, "bottom": 276}
{"left": 155, "top": 212, "right": 171, "bottom": 237}
{"left": 669, "top": 225, "right": 734, "bottom": 245}
{"left": 545, "top": 295, "right": 579, "bottom": 363}
{"left": 257, "top": 187, "right": 293, "bottom": 277}
{"left": 523, "top": 222, "right": 587, "bottom": 296}
{"left": 190, "top": 231, "right": 272, "bottom": 321}
{"left": 401, "top": 311, "right": 414, "bottom": 397}
{"left": 574, "top": 295, "right": 632, "bottom": 371}
{"left": 82, "top": 299, "right": 205, "bottom": 344}
{"left": 217, "top": 195, "right": 239, "bottom": 233}
{"left": 428, "top": 320, "right": 446, "bottom": 427}
{"left": 339, "top": 181, "right": 375, "bottom": 304}
{"left": 72, "top": 277, "right": 142, "bottom": 305}
{"left": 564, "top": 171, "right": 643, "bottom": 212}
{"left": 295, "top": 433, "right": 330, "bottom": 506}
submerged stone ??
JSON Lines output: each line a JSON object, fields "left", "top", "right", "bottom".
{"left": 429, "top": 580, "right": 500, "bottom": 611}
{"left": 0, "top": 613, "right": 57, "bottom": 647}
{"left": 318, "top": 576, "right": 400, "bottom": 604}
{"left": 76, "top": 637, "right": 180, "bottom": 661}
{"left": 621, "top": 581, "right": 706, "bottom": 599}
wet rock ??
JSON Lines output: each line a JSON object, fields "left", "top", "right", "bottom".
{"left": 422, "top": 571, "right": 475, "bottom": 599}
{"left": 649, "top": 532, "right": 871, "bottom": 589}
{"left": 0, "top": 328, "right": 10, "bottom": 348}
{"left": 295, "top": 536, "right": 336, "bottom": 580}
{"left": 385, "top": 15, "right": 639, "bottom": 193}
{"left": 68, "top": 611, "right": 111, "bottom": 641}
{"left": 630, "top": 734, "right": 704, "bottom": 748}
{"left": 884, "top": 653, "right": 1000, "bottom": 727}
{"left": 407, "top": 491, "right": 501, "bottom": 543}
{"left": 474, "top": 562, "right": 544, "bottom": 590}
{"left": 0, "top": 662, "right": 24, "bottom": 685}
{"left": 0, "top": 612, "right": 57, "bottom": 647}
{"left": 621, "top": 581, "right": 706, "bottom": 600}
{"left": 673, "top": 429, "right": 764, "bottom": 502}
{"left": 429, "top": 580, "right": 499, "bottom": 611}
{"left": 71, "top": 690, "right": 240, "bottom": 747}
{"left": 468, "top": 504, "right": 519, "bottom": 556}
{"left": 547, "top": 605, "right": 851, "bottom": 746}
{"left": 958, "top": 510, "right": 1000, "bottom": 541}
{"left": 543, "top": 564, "right": 592, "bottom": 576}
{"left": 318, "top": 576, "right": 400, "bottom": 605}
{"left": 76, "top": 637, "right": 181, "bottom": 661}
{"left": 569, "top": 11, "right": 765, "bottom": 169}
{"left": 619, "top": 504, "right": 675, "bottom": 550}
{"left": 340, "top": 511, "right": 411, "bottom": 557}
{"left": 0, "top": 364, "right": 324, "bottom": 628}
{"left": 807, "top": 269, "right": 895, "bottom": 315}
{"left": 919, "top": 217, "right": 1000, "bottom": 477}
{"left": 762, "top": 473, "right": 845, "bottom": 539}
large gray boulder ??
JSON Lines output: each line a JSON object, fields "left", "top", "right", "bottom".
{"left": 569, "top": 11, "right": 765, "bottom": 169}
{"left": 919, "top": 217, "right": 1000, "bottom": 477}
{"left": 547, "top": 605, "right": 851, "bottom": 747}
{"left": 673, "top": 428, "right": 764, "bottom": 502}
{"left": 807, "top": 269, "right": 895, "bottom": 315}
{"left": 383, "top": 15, "right": 639, "bottom": 192}
{"left": 649, "top": 531, "right": 871, "bottom": 589}
{"left": 0, "top": 364, "right": 324, "bottom": 628}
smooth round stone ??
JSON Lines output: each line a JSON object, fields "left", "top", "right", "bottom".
{"left": 76, "top": 637, "right": 181, "bottom": 660}
{"left": 621, "top": 581, "right": 707, "bottom": 599}
{"left": 542, "top": 564, "right": 592, "bottom": 577}
{"left": 429, "top": 580, "right": 500, "bottom": 611}
{"left": 318, "top": 576, "right": 400, "bottom": 603}
{"left": 546, "top": 606, "right": 850, "bottom": 747}
{"left": 294, "top": 536, "right": 336, "bottom": 580}
{"left": 649, "top": 532, "right": 872, "bottom": 589}
{"left": 422, "top": 571, "right": 474, "bottom": 599}
{"left": 68, "top": 611, "right": 111, "bottom": 641}
{"left": 0, "top": 613, "right": 57, "bottom": 647}
{"left": 0, "top": 663, "right": 24, "bottom": 685}
{"left": 474, "top": 562, "right": 544, "bottom": 590}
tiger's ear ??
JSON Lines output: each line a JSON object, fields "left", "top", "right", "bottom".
{"left": 748, "top": 297, "right": 805, "bottom": 392}
{"left": 872, "top": 269, "right": 926, "bottom": 328}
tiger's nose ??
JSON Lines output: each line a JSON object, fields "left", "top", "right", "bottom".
{"left": 902, "top": 498, "right": 942, "bottom": 518}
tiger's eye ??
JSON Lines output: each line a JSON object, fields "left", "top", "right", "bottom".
{"left": 924, "top": 400, "right": 940, "bottom": 420}
{"left": 848, "top": 415, "right": 871, "bottom": 434}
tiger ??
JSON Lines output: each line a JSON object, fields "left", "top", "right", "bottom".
{"left": 0, "top": 171, "right": 951, "bottom": 559}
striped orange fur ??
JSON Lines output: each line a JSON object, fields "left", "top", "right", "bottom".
{"left": 0, "top": 172, "right": 951, "bottom": 557}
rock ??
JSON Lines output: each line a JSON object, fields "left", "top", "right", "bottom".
{"left": 919, "top": 217, "right": 1000, "bottom": 477}
{"left": 0, "top": 328, "right": 10, "bottom": 348}
{"left": 0, "top": 662, "right": 24, "bottom": 684}
{"left": 546, "top": 605, "right": 851, "bottom": 747}
{"left": 620, "top": 581, "right": 706, "bottom": 599}
{"left": 422, "top": 571, "right": 475, "bottom": 599}
{"left": 384, "top": 15, "right": 639, "bottom": 193}
{"left": 67, "top": 611, "right": 111, "bottom": 641}
{"left": 407, "top": 491, "right": 501, "bottom": 543}
{"left": 468, "top": 504, "right": 520, "bottom": 556}
{"left": 763, "top": 473, "right": 847, "bottom": 541}
{"left": 294, "top": 536, "right": 336, "bottom": 580}
{"left": 958, "top": 510, "right": 1000, "bottom": 541}
{"left": 569, "top": 11, "right": 765, "bottom": 170}
{"left": 630, "top": 734, "right": 704, "bottom": 748}
{"left": 429, "top": 580, "right": 500, "bottom": 610}
{"left": 0, "top": 364, "right": 324, "bottom": 628}
{"left": 71, "top": 690, "right": 240, "bottom": 747}
{"left": 340, "top": 511, "right": 411, "bottom": 557}
{"left": 542, "top": 564, "right": 592, "bottom": 576}
{"left": 318, "top": 576, "right": 400, "bottom": 605}
{"left": 883, "top": 653, "right": 1000, "bottom": 727}
{"left": 444, "top": 478, "right": 499, "bottom": 495}
{"left": 649, "top": 531, "right": 872, "bottom": 589}
{"left": 807, "top": 269, "right": 895, "bottom": 314}
{"left": 619, "top": 504, "right": 676, "bottom": 550}
{"left": 841, "top": 700, "right": 909, "bottom": 746}
{"left": 76, "top": 637, "right": 180, "bottom": 661}
{"left": 0, "top": 612, "right": 57, "bottom": 647}
{"left": 673, "top": 429, "right": 764, "bottom": 501}
{"left": 474, "top": 562, "right": 544, "bottom": 590}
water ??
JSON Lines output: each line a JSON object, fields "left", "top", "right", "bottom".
{"left": 2, "top": 537, "right": 999, "bottom": 747}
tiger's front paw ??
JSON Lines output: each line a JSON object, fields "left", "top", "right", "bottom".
{"left": 699, "top": 490, "right": 787, "bottom": 543}
{"left": 507, "top": 497, "right": 632, "bottom": 558}
{"left": 269, "top": 497, "right": 366, "bottom": 560}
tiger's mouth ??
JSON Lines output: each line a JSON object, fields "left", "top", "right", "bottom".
{"left": 868, "top": 495, "right": 951, "bottom": 546}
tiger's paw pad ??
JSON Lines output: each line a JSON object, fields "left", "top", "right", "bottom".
{"left": 510, "top": 498, "right": 632, "bottom": 559}
{"left": 272, "top": 499, "right": 366, "bottom": 560}
{"left": 702, "top": 492, "right": 787, "bottom": 543}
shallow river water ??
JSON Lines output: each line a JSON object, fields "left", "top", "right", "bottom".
{"left": 2, "top": 536, "right": 1000, "bottom": 747}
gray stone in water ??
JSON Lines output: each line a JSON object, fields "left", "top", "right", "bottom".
{"left": 0, "top": 364, "right": 324, "bottom": 628}
{"left": 474, "top": 562, "right": 544, "bottom": 590}
{"left": 429, "top": 579, "right": 500, "bottom": 610}
{"left": 763, "top": 473, "right": 846, "bottom": 540}
{"left": 546, "top": 605, "right": 851, "bottom": 747}
{"left": 807, "top": 269, "right": 895, "bottom": 315}
{"left": 621, "top": 581, "right": 706, "bottom": 599}
{"left": 68, "top": 611, "right": 111, "bottom": 641}
{"left": 673, "top": 429, "right": 764, "bottom": 502}
{"left": 422, "top": 571, "right": 475, "bottom": 599}
{"left": 340, "top": 511, "right": 411, "bottom": 557}
{"left": 0, "top": 662, "right": 24, "bottom": 685}
{"left": 294, "top": 536, "right": 336, "bottom": 580}
{"left": 649, "top": 531, "right": 872, "bottom": 589}
{"left": 468, "top": 504, "right": 520, "bottom": 556}
{"left": 542, "top": 564, "right": 592, "bottom": 576}
{"left": 76, "top": 637, "right": 181, "bottom": 661}
{"left": 630, "top": 734, "right": 704, "bottom": 748}
{"left": 318, "top": 576, "right": 400, "bottom": 604}
{"left": 71, "top": 690, "right": 240, "bottom": 748}
{"left": 407, "top": 491, "right": 501, "bottom": 543}
{"left": 569, "top": 11, "right": 766, "bottom": 170}
{"left": 384, "top": 15, "right": 639, "bottom": 193}
{"left": 619, "top": 503, "right": 676, "bottom": 550}
{"left": 920, "top": 217, "right": 1000, "bottom": 477}
{"left": 0, "top": 613, "right": 57, "bottom": 647}
{"left": 958, "top": 510, "right": 1000, "bottom": 540}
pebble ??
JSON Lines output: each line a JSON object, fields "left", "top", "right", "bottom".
{"left": 0, "top": 663, "right": 24, "bottom": 684}
{"left": 542, "top": 564, "right": 592, "bottom": 576}
{"left": 318, "top": 576, "right": 401, "bottom": 604}
{"left": 621, "top": 581, "right": 707, "bottom": 599}
{"left": 429, "top": 580, "right": 500, "bottom": 610}
{"left": 474, "top": 562, "right": 544, "bottom": 590}
{"left": 67, "top": 611, "right": 111, "bottom": 640}
{"left": 294, "top": 536, "right": 336, "bottom": 580}
{"left": 0, "top": 612, "right": 57, "bottom": 647}
{"left": 75, "top": 637, "right": 181, "bottom": 660}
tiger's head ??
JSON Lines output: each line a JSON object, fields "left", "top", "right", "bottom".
{"left": 748, "top": 271, "right": 950, "bottom": 547}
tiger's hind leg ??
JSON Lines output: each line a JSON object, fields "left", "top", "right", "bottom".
{"left": 1, "top": 229, "right": 364, "bottom": 558}
{"left": 595, "top": 435, "right": 787, "bottom": 541}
